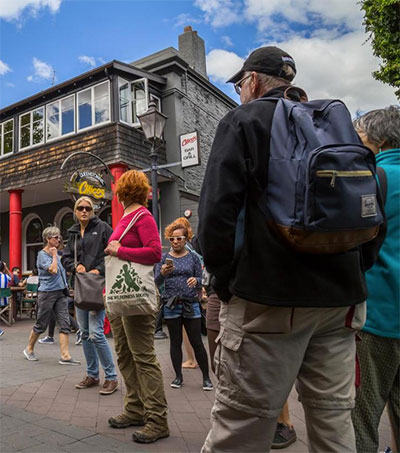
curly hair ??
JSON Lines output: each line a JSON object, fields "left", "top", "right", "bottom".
{"left": 115, "top": 170, "right": 150, "bottom": 207}
{"left": 169, "top": 217, "right": 194, "bottom": 240}
{"left": 164, "top": 222, "right": 189, "bottom": 240}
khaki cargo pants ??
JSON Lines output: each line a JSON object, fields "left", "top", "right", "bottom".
{"left": 202, "top": 296, "right": 366, "bottom": 453}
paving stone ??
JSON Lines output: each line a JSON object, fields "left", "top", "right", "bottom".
{"left": 31, "top": 430, "right": 76, "bottom": 447}
{"left": 1, "top": 432, "right": 43, "bottom": 450}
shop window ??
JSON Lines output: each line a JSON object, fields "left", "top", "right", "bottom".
{"left": 46, "top": 95, "right": 75, "bottom": 141}
{"left": 0, "top": 119, "right": 13, "bottom": 157}
{"left": 25, "top": 217, "right": 43, "bottom": 271}
{"left": 19, "top": 107, "right": 44, "bottom": 150}
{"left": 78, "top": 81, "right": 110, "bottom": 131}
{"left": 118, "top": 77, "right": 160, "bottom": 127}
{"left": 60, "top": 212, "right": 74, "bottom": 242}
{"left": 98, "top": 207, "right": 112, "bottom": 227}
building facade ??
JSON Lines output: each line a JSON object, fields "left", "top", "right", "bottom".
{"left": 0, "top": 28, "right": 236, "bottom": 272}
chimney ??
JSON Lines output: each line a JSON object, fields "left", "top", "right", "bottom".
{"left": 178, "top": 26, "right": 208, "bottom": 79}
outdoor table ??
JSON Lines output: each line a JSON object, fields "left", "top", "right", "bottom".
{"left": 10, "top": 287, "right": 25, "bottom": 323}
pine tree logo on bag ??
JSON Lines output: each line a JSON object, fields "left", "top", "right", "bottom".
{"left": 109, "top": 263, "right": 147, "bottom": 299}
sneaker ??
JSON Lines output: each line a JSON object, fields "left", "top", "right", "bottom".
{"left": 75, "top": 376, "right": 100, "bottom": 389}
{"left": 38, "top": 336, "right": 55, "bottom": 344}
{"left": 75, "top": 330, "right": 82, "bottom": 345}
{"left": 23, "top": 348, "right": 38, "bottom": 361}
{"left": 271, "top": 423, "right": 297, "bottom": 449}
{"left": 59, "top": 358, "right": 81, "bottom": 366}
{"left": 154, "top": 330, "right": 168, "bottom": 340}
{"left": 99, "top": 380, "right": 119, "bottom": 395}
{"left": 132, "top": 423, "right": 170, "bottom": 444}
{"left": 170, "top": 377, "right": 183, "bottom": 389}
{"left": 202, "top": 378, "right": 214, "bottom": 391}
{"left": 0, "top": 329, "right": 4, "bottom": 336}
{"left": 108, "top": 414, "right": 145, "bottom": 429}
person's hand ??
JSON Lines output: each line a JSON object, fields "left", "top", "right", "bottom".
{"left": 89, "top": 269, "right": 100, "bottom": 275}
{"left": 104, "top": 241, "right": 121, "bottom": 256}
{"left": 187, "top": 277, "right": 197, "bottom": 288}
{"left": 161, "top": 264, "right": 174, "bottom": 276}
{"left": 49, "top": 247, "right": 58, "bottom": 257}
{"left": 76, "top": 264, "right": 86, "bottom": 273}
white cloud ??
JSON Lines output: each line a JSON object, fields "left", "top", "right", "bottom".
{"left": 207, "top": 49, "right": 244, "bottom": 83}
{"left": 221, "top": 35, "right": 233, "bottom": 47}
{"left": 174, "top": 13, "right": 202, "bottom": 28}
{"left": 0, "top": 0, "right": 62, "bottom": 21}
{"left": 206, "top": 31, "right": 398, "bottom": 115}
{"left": 27, "top": 57, "right": 54, "bottom": 82}
{"left": 194, "top": 0, "right": 241, "bottom": 27}
{"left": 78, "top": 55, "right": 96, "bottom": 68}
{"left": 0, "top": 60, "right": 11, "bottom": 75}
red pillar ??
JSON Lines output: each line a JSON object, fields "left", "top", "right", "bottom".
{"left": 9, "top": 190, "right": 23, "bottom": 271}
{"left": 110, "top": 164, "right": 128, "bottom": 230}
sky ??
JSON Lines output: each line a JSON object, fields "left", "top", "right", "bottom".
{"left": 0, "top": 0, "right": 398, "bottom": 115}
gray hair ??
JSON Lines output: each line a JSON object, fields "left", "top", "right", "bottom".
{"left": 43, "top": 226, "right": 61, "bottom": 245}
{"left": 245, "top": 63, "right": 295, "bottom": 95}
{"left": 354, "top": 105, "right": 400, "bottom": 149}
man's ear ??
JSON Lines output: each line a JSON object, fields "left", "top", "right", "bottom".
{"left": 250, "top": 72, "right": 261, "bottom": 98}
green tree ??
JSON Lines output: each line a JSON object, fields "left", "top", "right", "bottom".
{"left": 360, "top": 0, "right": 400, "bottom": 98}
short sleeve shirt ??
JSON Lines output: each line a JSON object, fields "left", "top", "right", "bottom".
{"left": 0, "top": 273, "right": 11, "bottom": 307}
{"left": 37, "top": 250, "right": 67, "bottom": 292}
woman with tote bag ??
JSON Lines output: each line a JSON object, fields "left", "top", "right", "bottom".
{"left": 104, "top": 170, "right": 169, "bottom": 445}
{"left": 62, "top": 196, "right": 118, "bottom": 395}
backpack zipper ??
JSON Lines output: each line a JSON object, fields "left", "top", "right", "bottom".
{"left": 315, "top": 170, "right": 373, "bottom": 188}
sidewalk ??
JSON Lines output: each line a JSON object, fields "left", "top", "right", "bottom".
{"left": 0, "top": 319, "right": 393, "bottom": 452}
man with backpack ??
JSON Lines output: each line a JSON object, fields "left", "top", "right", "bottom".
{"left": 197, "top": 46, "right": 384, "bottom": 452}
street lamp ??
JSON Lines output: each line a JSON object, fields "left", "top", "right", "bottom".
{"left": 137, "top": 99, "right": 168, "bottom": 230}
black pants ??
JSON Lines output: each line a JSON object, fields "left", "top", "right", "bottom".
{"left": 165, "top": 316, "right": 210, "bottom": 381}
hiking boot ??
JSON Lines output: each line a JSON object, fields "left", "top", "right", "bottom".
{"left": 75, "top": 375, "right": 100, "bottom": 389}
{"left": 99, "top": 380, "right": 118, "bottom": 395}
{"left": 170, "top": 377, "right": 183, "bottom": 388}
{"left": 154, "top": 330, "right": 168, "bottom": 340}
{"left": 271, "top": 423, "right": 297, "bottom": 449}
{"left": 38, "top": 336, "right": 55, "bottom": 344}
{"left": 202, "top": 378, "right": 214, "bottom": 391}
{"left": 108, "top": 414, "right": 145, "bottom": 429}
{"left": 132, "top": 423, "right": 170, "bottom": 443}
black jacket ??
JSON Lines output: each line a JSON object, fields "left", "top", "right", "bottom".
{"left": 198, "top": 87, "right": 381, "bottom": 307}
{"left": 62, "top": 216, "right": 113, "bottom": 277}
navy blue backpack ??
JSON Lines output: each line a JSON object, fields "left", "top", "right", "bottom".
{"left": 258, "top": 88, "right": 384, "bottom": 254}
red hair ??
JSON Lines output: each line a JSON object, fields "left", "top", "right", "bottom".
{"left": 115, "top": 170, "right": 150, "bottom": 207}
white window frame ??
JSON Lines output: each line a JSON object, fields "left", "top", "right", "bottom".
{"left": 118, "top": 77, "right": 131, "bottom": 125}
{"left": 118, "top": 77, "right": 153, "bottom": 127}
{"left": 19, "top": 106, "right": 45, "bottom": 151}
{"left": 0, "top": 118, "right": 14, "bottom": 158}
{"left": 46, "top": 95, "right": 76, "bottom": 143}
{"left": 77, "top": 80, "right": 111, "bottom": 132}
{"left": 22, "top": 213, "right": 43, "bottom": 272}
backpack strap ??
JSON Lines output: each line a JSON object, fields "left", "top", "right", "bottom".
{"left": 376, "top": 167, "right": 388, "bottom": 205}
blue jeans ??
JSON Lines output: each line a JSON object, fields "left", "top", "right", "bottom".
{"left": 76, "top": 307, "right": 117, "bottom": 381}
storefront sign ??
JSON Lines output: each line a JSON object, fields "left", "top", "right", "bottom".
{"left": 64, "top": 170, "right": 113, "bottom": 210}
{"left": 180, "top": 131, "right": 200, "bottom": 168}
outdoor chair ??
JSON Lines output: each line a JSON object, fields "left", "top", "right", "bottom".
{"left": 20, "top": 283, "right": 38, "bottom": 319}
{"left": 0, "top": 287, "right": 13, "bottom": 326}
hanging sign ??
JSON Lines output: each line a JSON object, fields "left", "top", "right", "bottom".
{"left": 64, "top": 170, "right": 113, "bottom": 210}
{"left": 180, "top": 131, "right": 200, "bottom": 168}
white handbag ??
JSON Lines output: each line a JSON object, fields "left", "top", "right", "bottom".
{"left": 105, "top": 210, "right": 158, "bottom": 317}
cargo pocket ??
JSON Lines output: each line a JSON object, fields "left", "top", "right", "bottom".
{"left": 216, "top": 329, "right": 243, "bottom": 396}
{"left": 345, "top": 301, "right": 366, "bottom": 330}
{"left": 242, "top": 304, "right": 294, "bottom": 334}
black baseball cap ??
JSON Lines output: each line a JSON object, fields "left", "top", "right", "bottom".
{"left": 227, "top": 46, "right": 296, "bottom": 84}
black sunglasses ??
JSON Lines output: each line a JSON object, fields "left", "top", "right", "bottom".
{"left": 76, "top": 206, "right": 93, "bottom": 212}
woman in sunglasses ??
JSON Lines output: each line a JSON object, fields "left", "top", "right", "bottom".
{"left": 62, "top": 196, "right": 118, "bottom": 395}
{"left": 155, "top": 221, "right": 213, "bottom": 391}
{"left": 23, "top": 226, "right": 80, "bottom": 365}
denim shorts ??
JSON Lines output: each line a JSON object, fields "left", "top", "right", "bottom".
{"left": 163, "top": 301, "right": 201, "bottom": 320}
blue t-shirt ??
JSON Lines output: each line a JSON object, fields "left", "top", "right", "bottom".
{"left": 0, "top": 273, "right": 11, "bottom": 306}
{"left": 37, "top": 250, "right": 67, "bottom": 292}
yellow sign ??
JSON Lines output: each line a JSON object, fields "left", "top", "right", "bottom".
{"left": 78, "top": 181, "right": 105, "bottom": 199}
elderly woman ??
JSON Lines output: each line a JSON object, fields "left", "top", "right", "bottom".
{"left": 23, "top": 226, "right": 80, "bottom": 365}
{"left": 62, "top": 196, "right": 118, "bottom": 395}
{"left": 352, "top": 106, "right": 400, "bottom": 453}
{"left": 155, "top": 220, "right": 213, "bottom": 391}
{"left": 104, "top": 170, "right": 168, "bottom": 444}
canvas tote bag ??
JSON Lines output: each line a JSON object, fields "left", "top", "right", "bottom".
{"left": 105, "top": 210, "right": 158, "bottom": 317}
{"left": 73, "top": 236, "right": 105, "bottom": 311}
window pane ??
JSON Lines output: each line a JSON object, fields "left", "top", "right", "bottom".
{"left": 61, "top": 96, "right": 74, "bottom": 135}
{"left": 119, "top": 81, "right": 129, "bottom": 123}
{"left": 32, "top": 120, "right": 44, "bottom": 144}
{"left": 60, "top": 212, "right": 74, "bottom": 240}
{"left": 46, "top": 102, "right": 60, "bottom": 140}
{"left": 27, "top": 245, "right": 42, "bottom": 272}
{"left": 33, "top": 107, "right": 44, "bottom": 122}
{"left": 132, "top": 81, "right": 146, "bottom": 123}
{"left": 3, "top": 132, "right": 13, "bottom": 154}
{"left": 4, "top": 120, "right": 13, "bottom": 134}
{"left": 21, "top": 113, "right": 30, "bottom": 127}
{"left": 94, "top": 82, "right": 108, "bottom": 100}
{"left": 26, "top": 218, "right": 43, "bottom": 243}
{"left": 78, "top": 89, "right": 92, "bottom": 130}
{"left": 95, "top": 96, "right": 109, "bottom": 124}
{"left": 20, "top": 126, "right": 30, "bottom": 148}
